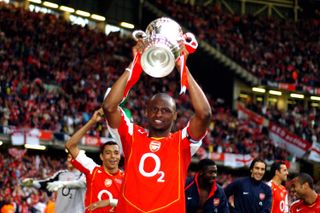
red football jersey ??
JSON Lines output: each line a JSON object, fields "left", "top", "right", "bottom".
{"left": 290, "top": 194, "right": 320, "bottom": 213}
{"left": 267, "top": 180, "right": 289, "bottom": 213}
{"left": 72, "top": 152, "right": 124, "bottom": 213}
{"left": 108, "top": 111, "right": 203, "bottom": 212}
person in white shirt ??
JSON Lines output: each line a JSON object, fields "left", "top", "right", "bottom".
{"left": 22, "top": 154, "right": 86, "bottom": 213}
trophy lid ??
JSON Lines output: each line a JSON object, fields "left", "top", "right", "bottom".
{"left": 145, "top": 17, "right": 184, "bottom": 44}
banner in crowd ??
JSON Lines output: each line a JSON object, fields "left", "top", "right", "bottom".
{"left": 263, "top": 80, "right": 320, "bottom": 96}
{"left": 82, "top": 135, "right": 101, "bottom": 146}
{"left": 208, "top": 152, "right": 253, "bottom": 168}
{"left": 81, "top": 135, "right": 115, "bottom": 147}
{"left": 11, "top": 128, "right": 40, "bottom": 145}
{"left": 308, "top": 142, "right": 320, "bottom": 162}
{"left": 268, "top": 123, "right": 312, "bottom": 158}
{"left": 11, "top": 131, "right": 25, "bottom": 146}
{"left": 10, "top": 127, "right": 115, "bottom": 148}
{"left": 237, "top": 103, "right": 264, "bottom": 125}
{"left": 11, "top": 128, "right": 54, "bottom": 145}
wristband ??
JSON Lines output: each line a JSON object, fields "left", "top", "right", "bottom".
{"left": 109, "top": 198, "right": 118, "bottom": 207}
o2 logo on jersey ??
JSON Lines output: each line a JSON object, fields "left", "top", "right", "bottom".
{"left": 98, "top": 190, "right": 115, "bottom": 212}
{"left": 149, "top": 141, "right": 161, "bottom": 152}
{"left": 139, "top": 153, "right": 165, "bottom": 182}
{"left": 61, "top": 187, "right": 72, "bottom": 199}
{"left": 279, "top": 200, "right": 285, "bottom": 211}
{"left": 104, "top": 179, "right": 112, "bottom": 188}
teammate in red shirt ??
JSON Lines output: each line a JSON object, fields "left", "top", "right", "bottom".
{"left": 66, "top": 108, "right": 124, "bottom": 212}
{"left": 103, "top": 43, "right": 211, "bottom": 212}
{"left": 290, "top": 173, "right": 320, "bottom": 213}
{"left": 267, "top": 161, "right": 289, "bottom": 213}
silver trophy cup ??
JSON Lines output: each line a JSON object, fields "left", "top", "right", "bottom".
{"left": 132, "top": 17, "right": 185, "bottom": 78}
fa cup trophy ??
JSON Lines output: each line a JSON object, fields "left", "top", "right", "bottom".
{"left": 132, "top": 17, "right": 198, "bottom": 79}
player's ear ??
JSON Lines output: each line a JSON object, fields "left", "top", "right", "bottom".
{"left": 173, "top": 111, "right": 177, "bottom": 121}
{"left": 100, "top": 153, "right": 103, "bottom": 161}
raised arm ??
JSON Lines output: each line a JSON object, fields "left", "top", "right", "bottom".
{"left": 103, "top": 43, "right": 142, "bottom": 128}
{"left": 102, "top": 69, "right": 131, "bottom": 128}
{"left": 178, "top": 46, "right": 211, "bottom": 139}
{"left": 186, "top": 67, "right": 212, "bottom": 139}
{"left": 65, "top": 108, "right": 104, "bottom": 158}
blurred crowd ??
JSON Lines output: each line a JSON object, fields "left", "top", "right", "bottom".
{"left": 0, "top": 151, "right": 65, "bottom": 212}
{"left": 205, "top": 100, "right": 291, "bottom": 160}
{"left": 154, "top": 0, "right": 320, "bottom": 87}
{"left": 0, "top": 3, "right": 133, "bottom": 136}
{"left": 246, "top": 101, "right": 320, "bottom": 144}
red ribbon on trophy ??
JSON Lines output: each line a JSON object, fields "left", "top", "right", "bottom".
{"left": 123, "top": 52, "right": 143, "bottom": 100}
{"left": 179, "top": 32, "right": 198, "bottom": 94}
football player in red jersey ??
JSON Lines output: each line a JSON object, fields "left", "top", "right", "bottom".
{"left": 103, "top": 42, "right": 211, "bottom": 212}
{"left": 66, "top": 108, "right": 124, "bottom": 212}
{"left": 290, "top": 173, "right": 320, "bottom": 213}
{"left": 267, "top": 161, "right": 289, "bottom": 213}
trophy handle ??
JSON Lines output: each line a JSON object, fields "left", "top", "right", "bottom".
{"left": 183, "top": 32, "right": 198, "bottom": 54}
{"left": 132, "top": 30, "right": 147, "bottom": 41}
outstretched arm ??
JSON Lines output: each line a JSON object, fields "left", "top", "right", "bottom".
{"left": 46, "top": 174, "right": 86, "bottom": 192}
{"left": 65, "top": 108, "right": 104, "bottom": 158}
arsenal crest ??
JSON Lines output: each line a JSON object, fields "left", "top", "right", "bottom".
{"left": 213, "top": 198, "right": 220, "bottom": 206}
{"left": 259, "top": 193, "right": 265, "bottom": 200}
{"left": 149, "top": 141, "right": 161, "bottom": 152}
{"left": 104, "top": 178, "right": 112, "bottom": 187}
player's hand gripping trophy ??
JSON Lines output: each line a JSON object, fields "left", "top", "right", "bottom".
{"left": 132, "top": 17, "right": 198, "bottom": 94}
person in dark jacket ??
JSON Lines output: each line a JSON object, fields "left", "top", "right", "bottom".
{"left": 185, "top": 159, "right": 229, "bottom": 213}
{"left": 224, "top": 158, "right": 272, "bottom": 213}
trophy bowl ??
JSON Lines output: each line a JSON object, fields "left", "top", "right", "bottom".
{"left": 132, "top": 17, "right": 185, "bottom": 78}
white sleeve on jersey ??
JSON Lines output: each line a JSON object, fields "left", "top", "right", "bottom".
{"left": 107, "top": 107, "right": 133, "bottom": 155}
{"left": 76, "top": 151, "right": 98, "bottom": 174}
{"left": 266, "top": 180, "right": 272, "bottom": 187}
{"left": 182, "top": 124, "right": 203, "bottom": 156}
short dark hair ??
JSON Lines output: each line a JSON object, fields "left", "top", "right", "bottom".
{"left": 296, "top": 173, "right": 314, "bottom": 189}
{"left": 270, "top": 160, "right": 286, "bottom": 177}
{"left": 148, "top": 93, "right": 176, "bottom": 111}
{"left": 100, "top": 141, "right": 119, "bottom": 153}
{"left": 197, "top": 158, "right": 216, "bottom": 172}
{"left": 249, "top": 158, "right": 266, "bottom": 171}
